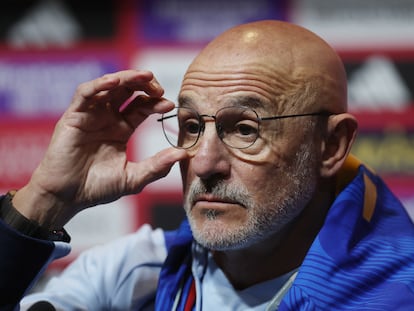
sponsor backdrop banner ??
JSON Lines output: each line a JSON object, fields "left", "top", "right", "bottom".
{"left": 0, "top": 0, "right": 413, "bottom": 267}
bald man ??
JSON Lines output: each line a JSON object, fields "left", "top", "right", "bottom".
{"left": 1, "top": 20, "right": 414, "bottom": 310}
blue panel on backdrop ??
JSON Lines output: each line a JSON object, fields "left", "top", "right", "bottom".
{"left": 0, "top": 58, "right": 118, "bottom": 117}
{"left": 139, "top": 0, "right": 289, "bottom": 43}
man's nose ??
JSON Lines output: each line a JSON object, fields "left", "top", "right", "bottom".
{"left": 190, "top": 122, "right": 230, "bottom": 180}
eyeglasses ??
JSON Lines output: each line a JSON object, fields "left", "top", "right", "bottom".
{"left": 158, "top": 106, "right": 332, "bottom": 150}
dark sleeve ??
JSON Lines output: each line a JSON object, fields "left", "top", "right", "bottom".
{"left": 0, "top": 195, "right": 55, "bottom": 310}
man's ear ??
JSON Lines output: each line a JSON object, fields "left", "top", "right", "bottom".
{"left": 320, "top": 113, "right": 358, "bottom": 177}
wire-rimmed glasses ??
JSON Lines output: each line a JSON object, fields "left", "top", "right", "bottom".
{"left": 157, "top": 106, "right": 331, "bottom": 150}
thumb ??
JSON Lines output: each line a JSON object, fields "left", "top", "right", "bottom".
{"left": 125, "top": 147, "right": 188, "bottom": 194}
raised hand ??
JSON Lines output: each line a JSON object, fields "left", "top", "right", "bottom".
{"left": 12, "top": 70, "right": 187, "bottom": 229}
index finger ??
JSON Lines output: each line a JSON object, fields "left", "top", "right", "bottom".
{"left": 71, "top": 70, "right": 164, "bottom": 111}
{"left": 107, "top": 70, "right": 164, "bottom": 98}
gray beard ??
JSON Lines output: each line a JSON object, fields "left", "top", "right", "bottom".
{"left": 183, "top": 143, "right": 317, "bottom": 251}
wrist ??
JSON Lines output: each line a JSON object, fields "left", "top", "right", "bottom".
{"left": 1, "top": 190, "right": 70, "bottom": 242}
{"left": 13, "top": 184, "right": 65, "bottom": 230}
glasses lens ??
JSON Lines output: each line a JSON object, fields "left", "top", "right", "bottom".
{"left": 161, "top": 107, "right": 200, "bottom": 149}
{"left": 216, "top": 107, "right": 259, "bottom": 149}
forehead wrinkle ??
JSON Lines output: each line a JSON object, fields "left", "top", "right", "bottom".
{"left": 181, "top": 74, "right": 277, "bottom": 100}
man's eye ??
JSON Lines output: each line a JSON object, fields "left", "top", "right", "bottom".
{"left": 235, "top": 122, "right": 258, "bottom": 136}
{"left": 182, "top": 120, "right": 201, "bottom": 134}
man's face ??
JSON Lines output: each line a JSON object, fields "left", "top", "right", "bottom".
{"left": 178, "top": 57, "right": 321, "bottom": 251}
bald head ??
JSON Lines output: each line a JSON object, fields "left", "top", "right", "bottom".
{"left": 182, "top": 20, "right": 347, "bottom": 113}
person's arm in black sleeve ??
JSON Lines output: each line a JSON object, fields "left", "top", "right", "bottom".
{"left": 0, "top": 195, "right": 55, "bottom": 310}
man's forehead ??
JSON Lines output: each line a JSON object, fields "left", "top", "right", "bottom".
{"left": 179, "top": 63, "right": 294, "bottom": 113}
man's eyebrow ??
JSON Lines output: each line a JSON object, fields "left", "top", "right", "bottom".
{"left": 177, "top": 95, "right": 268, "bottom": 109}
{"left": 177, "top": 95, "right": 194, "bottom": 107}
{"left": 225, "top": 96, "right": 267, "bottom": 109}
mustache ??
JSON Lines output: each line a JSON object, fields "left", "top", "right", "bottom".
{"left": 186, "top": 179, "right": 252, "bottom": 208}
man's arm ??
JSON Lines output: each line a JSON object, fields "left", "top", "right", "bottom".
{"left": 0, "top": 196, "right": 56, "bottom": 309}
{"left": 0, "top": 70, "right": 188, "bottom": 308}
